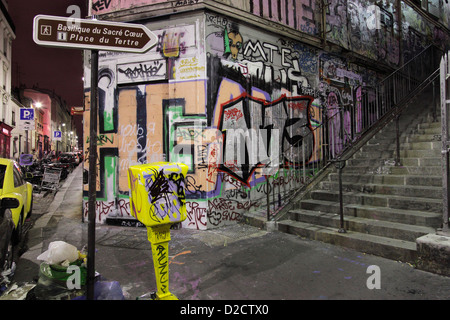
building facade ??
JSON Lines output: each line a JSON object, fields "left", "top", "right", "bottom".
{"left": 83, "top": 0, "right": 450, "bottom": 228}
{"left": 13, "top": 87, "right": 77, "bottom": 159}
{"left": 0, "top": 0, "right": 15, "bottom": 159}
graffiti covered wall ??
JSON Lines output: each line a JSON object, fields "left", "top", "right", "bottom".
{"left": 83, "top": 16, "right": 209, "bottom": 226}
{"left": 90, "top": 0, "right": 450, "bottom": 59}
{"left": 202, "top": 12, "right": 380, "bottom": 229}
{"left": 84, "top": 1, "right": 449, "bottom": 229}
{"left": 247, "top": 0, "right": 450, "bottom": 67}
{"left": 83, "top": 11, "right": 381, "bottom": 229}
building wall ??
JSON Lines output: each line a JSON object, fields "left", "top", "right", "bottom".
{"left": 89, "top": 0, "right": 450, "bottom": 58}
{"left": 83, "top": 1, "right": 450, "bottom": 228}
{"left": 10, "top": 97, "right": 24, "bottom": 160}
{"left": 0, "top": 0, "right": 15, "bottom": 159}
{"left": 83, "top": 14, "right": 209, "bottom": 225}
{"left": 22, "top": 90, "right": 52, "bottom": 157}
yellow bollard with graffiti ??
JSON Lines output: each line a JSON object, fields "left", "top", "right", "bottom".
{"left": 127, "top": 162, "right": 188, "bottom": 300}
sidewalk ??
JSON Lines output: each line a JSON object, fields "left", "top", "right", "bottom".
{"left": 6, "top": 164, "right": 450, "bottom": 300}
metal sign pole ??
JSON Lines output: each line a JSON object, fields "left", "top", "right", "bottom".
{"left": 32, "top": 13, "right": 157, "bottom": 300}
{"left": 87, "top": 49, "right": 98, "bottom": 300}
{"left": 25, "top": 130, "right": 29, "bottom": 154}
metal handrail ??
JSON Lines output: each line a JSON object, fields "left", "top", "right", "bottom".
{"left": 379, "top": 44, "right": 435, "bottom": 86}
{"left": 265, "top": 45, "right": 443, "bottom": 222}
{"left": 440, "top": 51, "right": 450, "bottom": 235}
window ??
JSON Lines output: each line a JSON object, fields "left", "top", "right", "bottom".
{"left": 13, "top": 166, "right": 24, "bottom": 188}
{"left": 0, "top": 164, "right": 6, "bottom": 188}
{"left": 421, "top": 0, "right": 440, "bottom": 18}
{"left": 3, "top": 63, "right": 6, "bottom": 90}
{"left": 3, "top": 32, "right": 7, "bottom": 57}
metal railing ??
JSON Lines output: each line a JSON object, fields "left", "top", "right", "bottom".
{"left": 265, "top": 45, "right": 443, "bottom": 221}
{"left": 440, "top": 51, "right": 450, "bottom": 235}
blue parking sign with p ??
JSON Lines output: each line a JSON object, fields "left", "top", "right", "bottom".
{"left": 20, "top": 108, "right": 34, "bottom": 120}
{"left": 54, "top": 131, "right": 62, "bottom": 138}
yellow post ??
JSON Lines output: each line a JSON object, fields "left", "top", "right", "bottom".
{"left": 127, "top": 162, "right": 188, "bottom": 300}
{"left": 147, "top": 224, "right": 176, "bottom": 300}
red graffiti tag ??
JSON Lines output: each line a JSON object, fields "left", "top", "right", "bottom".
{"left": 223, "top": 107, "right": 244, "bottom": 122}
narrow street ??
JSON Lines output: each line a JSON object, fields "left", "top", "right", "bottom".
{"left": 2, "top": 0, "right": 450, "bottom": 313}
{"left": 0, "top": 164, "right": 448, "bottom": 302}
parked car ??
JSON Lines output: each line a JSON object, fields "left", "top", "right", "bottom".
{"left": 77, "top": 151, "right": 83, "bottom": 162}
{"left": 0, "top": 158, "right": 33, "bottom": 271}
{"left": 42, "top": 152, "right": 57, "bottom": 164}
{"left": 71, "top": 152, "right": 80, "bottom": 165}
{"left": 58, "top": 152, "right": 77, "bottom": 167}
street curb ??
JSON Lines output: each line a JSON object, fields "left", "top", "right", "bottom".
{"left": 22, "top": 165, "right": 82, "bottom": 260}
{"left": 33, "top": 165, "right": 81, "bottom": 229}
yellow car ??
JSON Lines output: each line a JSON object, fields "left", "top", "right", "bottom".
{"left": 0, "top": 158, "right": 33, "bottom": 271}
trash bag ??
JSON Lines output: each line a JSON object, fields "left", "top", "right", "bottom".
{"left": 37, "top": 241, "right": 79, "bottom": 265}
{"left": 34, "top": 241, "right": 87, "bottom": 300}
{"left": 33, "top": 261, "right": 87, "bottom": 300}
{"left": 39, "top": 261, "right": 87, "bottom": 286}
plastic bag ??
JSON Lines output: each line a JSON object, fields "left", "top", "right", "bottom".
{"left": 37, "top": 241, "right": 79, "bottom": 265}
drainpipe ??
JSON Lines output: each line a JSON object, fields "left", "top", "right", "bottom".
{"left": 395, "top": 0, "right": 403, "bottom": 67}
{"left": 320, "top": 0, "right": 328, "bottom": 48}
{"left": 440, "top": 53, "right": 449, "bottom": 235}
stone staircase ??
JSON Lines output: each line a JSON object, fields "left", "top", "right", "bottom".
{"left": 277, "top": 94, "right": 443, "bottom": 263}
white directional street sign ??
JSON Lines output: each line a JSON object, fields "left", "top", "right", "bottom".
{"left": 33, "top": 15, "right": 158, "bottom": 53}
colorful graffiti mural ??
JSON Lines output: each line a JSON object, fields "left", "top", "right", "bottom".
{"left": 84, "top": 1, "right": 450, "bottom": 229}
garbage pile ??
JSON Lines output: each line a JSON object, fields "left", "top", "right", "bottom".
{"left": 1, "top": 241, "right": 125, "bottom": 300}
{"left": 33, "top": 241, "right": 87, "bottom": 300}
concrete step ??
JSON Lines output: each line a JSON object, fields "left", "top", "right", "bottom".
{"left": 299, "top": 199, "right": 441, "bottom": 227}
{"left": 400, "top": 149, "right": 440, "bottom": 158}
{"left": 277, "top": 220, "right": 417, "bottom": 262}
{"left": 347, "top": 157, "right": 440, "bottom": 167}
{"left": 399, "top": 141, "right": 440, "bottom": 150}
{"left": 389, "top": 166, "right": 442, "bottom": 176}
{"left": 362, "top": 134, "right": 441, "bottom": 149}
{"left": 355, "top": 148, "right": 440, "bottom": 158}
{"left": 354, "top": 151, "right": 395, "bottom": 158}
{"left": 347, "top": 158, "right": 392, "bottom": 166}
{"left": 415, "top": 126, "right": 441, "bottom": 135}
{"left": 342, "top": 165, "right": 442, "bottom": 176}
{"left": 354, "top": 148, "right": 440, "bottom": 159}
{"left": 273, "top": 96, "right": 443, "bottom": 264}
{"left": 309, "top": 189, "right": 442, "bottom": 213}
{"left": 319, "top": 181, "right": 442, "bottom": 199}
{"left": 416, "top": 122, "right": 441, "bottom": 130}
{"left": 288, "top": 209, "right": 436, "bottom": 242}
{"left": 363, "top": 140, "right": 440, "bottom": 152}
{"left": 327, "top": 173, "right": 442, "bottom": 187}
{"left": 398, "top": 157, "right": 441, "bottom": 166}
{"left": 406, "top": 134, "right": 441, "bottom": 142}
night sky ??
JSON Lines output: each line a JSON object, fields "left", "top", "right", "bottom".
{"left": 9, "top": 0, "right": 88, "bottom": 107}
